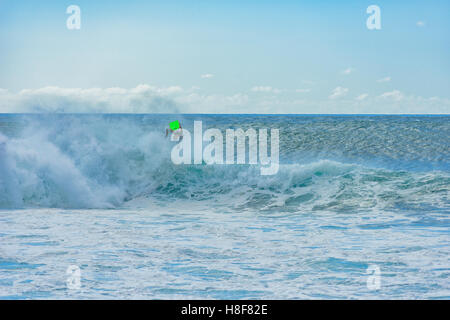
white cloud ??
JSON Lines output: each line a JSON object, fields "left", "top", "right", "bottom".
{"left": 0, "top": 85, "right": 254, "bottom": 114}
{"left": 355, "top": 93, "right": 369, "bottom": 101}
{"left": 0, "top": 85, "right": 183, "bottom": 113}
{"left": 251, "top": 86, "right": 282, "bottom": 94}
{"left": 177, "top": 92, "right": 249, "bottom": 112}
{"left": 380, "top": 90, "right": 404, "bottom": 101}
{"left": 377, "top": 76, "right": 391, "bottom": 83}
{"left": 201, "top": 74, "right": 214, "bottom": 79}
{"left": 416, "top": 21, "right": 426, "bottom": 27}
{"left": 342, "top": 68, "right": 354, "bottom": 75}
{"left": 329, "top": 86, "right": 349, "bottom": 99}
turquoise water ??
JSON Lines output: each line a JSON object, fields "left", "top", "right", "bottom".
{"left": 0, "top": 114, "right": 449, "bottom": 299}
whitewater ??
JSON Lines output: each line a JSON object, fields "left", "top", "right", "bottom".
{"left": 0, "top": 114, "right": 449, "bottom": 299}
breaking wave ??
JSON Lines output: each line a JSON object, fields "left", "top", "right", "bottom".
{"left": 0, "top": 115, "right": 448, "bottom": 212}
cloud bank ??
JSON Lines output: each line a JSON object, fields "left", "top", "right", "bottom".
{"left": 0, "top": 85, "right": 448, "bottom": 114}
{"left": 0, "top": 85, "right": 182, "bottom": 113}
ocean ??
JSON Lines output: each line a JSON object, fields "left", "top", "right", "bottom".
{"left": 0, "top": 114, "right": 449, "bottom": 299}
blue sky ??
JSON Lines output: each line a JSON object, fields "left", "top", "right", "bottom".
{"left": 0, "top": 0, "right": 449, "bottom": 113}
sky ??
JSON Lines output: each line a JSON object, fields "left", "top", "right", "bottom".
{"left": 0, "top": 0, "right": 449, "bottom": 113}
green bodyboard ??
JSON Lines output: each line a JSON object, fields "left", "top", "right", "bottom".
{"left": 169, "top": 120, "right": 180, "bottom": 131}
